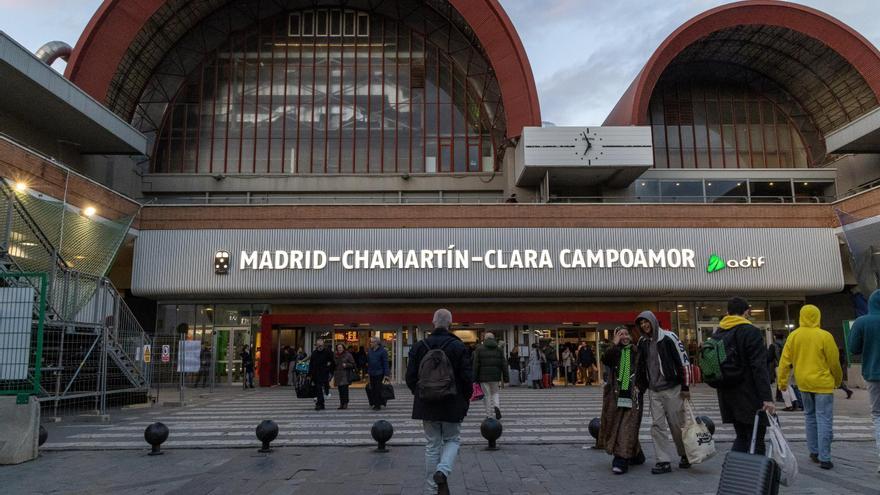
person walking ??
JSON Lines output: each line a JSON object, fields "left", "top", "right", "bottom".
{"left": 405, "top": 309, "right": 474, "bottom": 495}
{"left": 712, "top": 297, "right": 776, "bottom": 456}
{"left": 508, "top": 347, "right": 522, "bottom": 386}
{"left": 194, "top": 345, "right": 210, "bottom": 388}
{"left": 355, "top": 346, "right": 368, "bottom": 381}
{"left": 838, "top": 346, "right": 854, "bottom": 400}
{"left": 850, "top": 289, "right": 880, "bottom": 472}
{"left": 635, "top": 310, "right": 691, "bottom": 474}
{"left": 562, "top": 345, "right": 575, "bottom": 385}
{"left": 578, "top": 342, "right": 596, "bottom": 385}
{"left": 308, "top": 340, "right": 334, "bottom": 411}
{"left": 600, "top": 327, "right": 646, "bottom": 474}
{"left": 527, "top": 344, "right": 543, "bottom": 389}
{"left": 473, "top": 332, "right": 508, "bottom": 420}
{"left": 240, "top": 345, "right": 255, "bottom": 389}
{"left": 367, "top": 336, "right": 390, "bottom": 410}
{"left": 777, "top": 304, "right": 842, "bottom": 469}
{"left": 333, "top": 343, "right": 356, "bottom": 409}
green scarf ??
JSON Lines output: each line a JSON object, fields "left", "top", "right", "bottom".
{"left": 617, "top": 345, "right": 632, "bottom": 392}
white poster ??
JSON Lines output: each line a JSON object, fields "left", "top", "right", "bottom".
{"left": 177, "top": 340, "right": 201, "bottom": 373}
{"left": 0, "top": 288, "right": 35, "bottom": 380}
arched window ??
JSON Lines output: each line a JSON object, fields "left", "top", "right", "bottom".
{"left": 151, "top": 8, "right": 505, "bottom": 175}
{"left": 649, "top": 78, "right": 813, "bottom": 168}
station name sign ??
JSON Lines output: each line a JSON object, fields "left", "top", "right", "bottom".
{"left": 236, "top": 248, "right": 746, "bottom": 271}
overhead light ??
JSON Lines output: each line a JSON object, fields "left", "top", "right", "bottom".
{"left": 736, "top": 182, "right": 742, "bottom": 186}
{"left": 769, "top": 182, "right": 774, "bottom": 186}
{"left": 675, "top": 182, "right": 680, "bottom": 186}
{"left": 14, "top": 182, "right": 28, "bottom": 192}
{"left": 21, "top": 242, "right": 36, "bottom": 247}
{"left": 803, "top": 182, "right": 809, "bottom": 186}
{"left": 82, "top": 206, "right": 96, "bottom": 218}
{"left": 205, "top": 307, "right": 213, "bottom": 312}
{"left": 707, "top": 182, "right": 713, "bottom": 186}
{"left": 562, "top": 322, "right": 574, "bottom": 325}
{"left": 640, "top": 182, "right": 646, "bottom": 187}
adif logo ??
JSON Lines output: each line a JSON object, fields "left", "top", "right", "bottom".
{"left": 215, "top": 251, "right": 230, "bottom": 274}
{"left": 706, "top": 253, "right": 765, "bottom": 273}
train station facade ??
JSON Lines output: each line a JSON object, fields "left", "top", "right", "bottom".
{"left": 3, "top": 0, "right": 880, "bottom": 386}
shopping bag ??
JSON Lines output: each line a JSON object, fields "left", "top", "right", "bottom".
{"left": 682, "top": 399, "right": 716, "bottom": 464}
{"left": 717, "top": 412, "right": 780, "bottom": 495}
{"left": 766, "top": 412, "right": 798, "bottom": 486}
{"left": 471, "top": 383, "right": 484, "bottom": 401}
{"left": 295, "top": 379, "right": 317, "bottom": 399}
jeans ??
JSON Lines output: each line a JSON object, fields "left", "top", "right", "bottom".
{"left": 481, "top": 382, "right": 500, "bottom": 418}
{"left": 802, "top": 392, "right": 834, "bottom": 462}
{"left": 243, "top": 370, "right": 254, "bottom": 388}
{"left": 732, "top": 420, "right": 767, "bottom": 455}
{"left": 287, "top": 365, "right": 294, "bottom": 386}
{"left": 423, "top": 421, "right": 461, "bottom": 494}
{"left": 649, "top": 386, "right": 687, "bottom": 463}
{"left": 868, "top": 381, "right": 880, "bottom": 456}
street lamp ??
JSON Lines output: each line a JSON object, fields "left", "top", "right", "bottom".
{"left": 82, "top": 206, "right": 96, "bottom": 218}
{"left": 14, "top": 182, "right": 27, "bottom": 192}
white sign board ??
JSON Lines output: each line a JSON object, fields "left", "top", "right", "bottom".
{"left": 0, "top": 288, "right": 34, "bottom": 380}
{"left": 177, "top": 340, "right": 201, "bottom": 373}
{"left": 161, "top": 345, "right": 170, "bottom": 363}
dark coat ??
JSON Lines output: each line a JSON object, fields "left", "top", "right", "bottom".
{"left": 406, "top": 328, "right": 474, "bottom": 423}
{"left": 716, "top": 323, "right": 773, "bottom": 425}
{"left": 308, "top": 347, "right": 334, "bottom": 382}
{"left": 240, "top": 350, "right": 254, "bottom": 372}
{"left": 599, "top": 344, "right": 644, "bottom": 459}
{"left": 578, "top": 346, "right": 596, "bottom": 366}
{"left": 473, "top": 338, "right": 509, "bottom": 383}
{"left": 367, "top": 345, "right": 390, "bottom": 377}
{"left": 333, "top": 351, "right": 355, "bottom": 387}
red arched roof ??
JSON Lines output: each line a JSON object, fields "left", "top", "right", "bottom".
{"left": 65, "top": 0, "right": 541, "bottom": 139}
{"left": 604, "top": 0, "right": 880, "bottom": 127}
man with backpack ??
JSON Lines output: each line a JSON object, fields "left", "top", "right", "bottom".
{"left": 635, "top": 310, "right": 692, "bottom": 474}
{"left": 406, "top": 309, "right": 474, "bottom": 495}
{"left": 704, "top": 297, "right": 775, "bottom": 455}
{"left": 849, "top": 289, "right": 880, "bottom": 472}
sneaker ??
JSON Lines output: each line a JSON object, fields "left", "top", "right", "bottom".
{"left": 846, "top": 389, "right": 854, "bottom": 400}
{"left": 820, "top": 461, "right": 834, "bottom": 470}
{"left": 679, "top": 457, "right": 691, "bottom": 469}
{"left": 494, "top": 406, "right": 502, "bottom": 420}
{"left": 651, "top": 462, "right": 672, "bottom": 475}
{"left": 433, "top": 471, "right": 450, "bottom": 495}
{"left": 810, "top": 453, "right": 819, "bottom": 464}
{"left": 612, "top": 466, "right": 625, "bottom": 475}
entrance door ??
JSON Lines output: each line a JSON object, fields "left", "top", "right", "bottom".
{"left": 215, "top": 326, "right": 251, "bottom": 385}
{"left": 272, "top": 328, "right": 304, "bottom": 386}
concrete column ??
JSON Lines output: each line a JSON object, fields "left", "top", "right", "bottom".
{"left": 0, "top": 396, "right": 39, "bottom": 465}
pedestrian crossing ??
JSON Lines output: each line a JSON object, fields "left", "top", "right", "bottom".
{"left": 43, "top": 385, "right": 876, "bottom": 450}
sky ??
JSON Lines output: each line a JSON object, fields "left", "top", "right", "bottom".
{"left": 2, "top": 0, "right": 880, "bottom": 125}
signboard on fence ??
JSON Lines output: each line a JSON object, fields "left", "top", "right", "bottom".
{"left": 0, "top": 287, "right": 35, "bottom": 380}
{"left": 161, "top": 345, "right": 170, "bottom": 363}
{"left": 177, "top": 340, "right": 201, "bottom": 373}
{"left": 143, "top": 345, "right": 151, "bottom": 364}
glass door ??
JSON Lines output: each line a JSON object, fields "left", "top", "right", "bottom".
{"left": 214, "top": 326, "right": 251, "bottom": 385}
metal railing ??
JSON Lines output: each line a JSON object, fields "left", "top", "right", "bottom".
{"left": 548, "top": 195, "right": 834, "bottom": 204}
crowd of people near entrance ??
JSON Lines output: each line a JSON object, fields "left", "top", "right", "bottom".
{"left": 271, "top": 291, "right": 880, "bottom": 494}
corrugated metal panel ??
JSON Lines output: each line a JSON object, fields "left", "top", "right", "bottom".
{"left": 131, "top": 228, "right": 844, "bottom": 299}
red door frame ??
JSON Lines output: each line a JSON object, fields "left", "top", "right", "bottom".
{"left": 258, "top": 311, "right": 670, "bottom": 386}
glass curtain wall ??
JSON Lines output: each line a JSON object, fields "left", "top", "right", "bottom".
{"left": 650, "top": 80, "right": 811, "bottom": 169}
{"left": 153, "top": 8, "right": 504, "bottom": 175}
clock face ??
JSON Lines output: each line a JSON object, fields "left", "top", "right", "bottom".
{"left": 576, "top": 128, "right": 602, "bottom": 164}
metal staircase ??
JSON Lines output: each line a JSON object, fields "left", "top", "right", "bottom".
{"left": 0, "top": 179, "right": 151, "bottom": 414}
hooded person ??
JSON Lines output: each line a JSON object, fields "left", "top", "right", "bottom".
{"left": 713, "top": 297, "right": 775, "bottom": 456}
{"left": 778, "top": 304, "right": 842, "bottom": 469}
{"left": 599, "top": 326, "right": 646, "bottom": 474}
{"left": 850, "top": 289, "right": 880, "bottom": 471}
{"left": 634, "top": 310, "right": 691, "bottom": 474}
{"left": 473, "top": 332, "right": 509, "bottom": 419}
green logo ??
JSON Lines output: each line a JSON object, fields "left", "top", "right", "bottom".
{"left": 707, "top": 253, "right": 726, "bottom": 273}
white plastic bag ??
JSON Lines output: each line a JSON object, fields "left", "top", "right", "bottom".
{"left": 766, "top": 412, "right": 798, "bottom": 486}
{"left": 682, "top": 399, "right": 716, "bottom": 464}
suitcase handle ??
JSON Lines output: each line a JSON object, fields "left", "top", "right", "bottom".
{"left": 749, "top": 411, "right": 761, "bottom": 455}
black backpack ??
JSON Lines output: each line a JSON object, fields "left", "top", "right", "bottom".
{"left": 417, "top": 339, "right": 457, "bottom": 402}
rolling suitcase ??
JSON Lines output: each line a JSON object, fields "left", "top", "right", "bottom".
{"left": 717, "top": 412, "right": 780, "bottom": 495}
{"left": 542, "top": 373, "right": 551, "bottom": 388}
{"left": 509, "top": 367, "right": 522, "bottom": 386}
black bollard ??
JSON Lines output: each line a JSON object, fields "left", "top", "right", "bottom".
{"left": 480, "top": 417, "right": 503, "bottom": 451}
{"left": 697, "top": 415, "right": 716, "bottom": 436}
{"left": 38, "top": 425, "right": 48, "bottom": 447}
{"left": 256, "top": 420, "right": 279, "bottom": 453}
{"left": 588, "top": 417, "right": 601, "bottom": 440}
{"left": 371, "top": 420, "right": 394, "bottom": 453}
{"left": 144, "top": 422, "right": 169, "bottom": 456}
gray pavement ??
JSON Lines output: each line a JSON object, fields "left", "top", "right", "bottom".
{"left": 2, "top": 384, "right": 878, "bottom": 494}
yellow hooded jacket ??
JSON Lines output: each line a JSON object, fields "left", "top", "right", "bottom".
{"left": 777, "top": 305, "right": 842, "bottom": 394}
